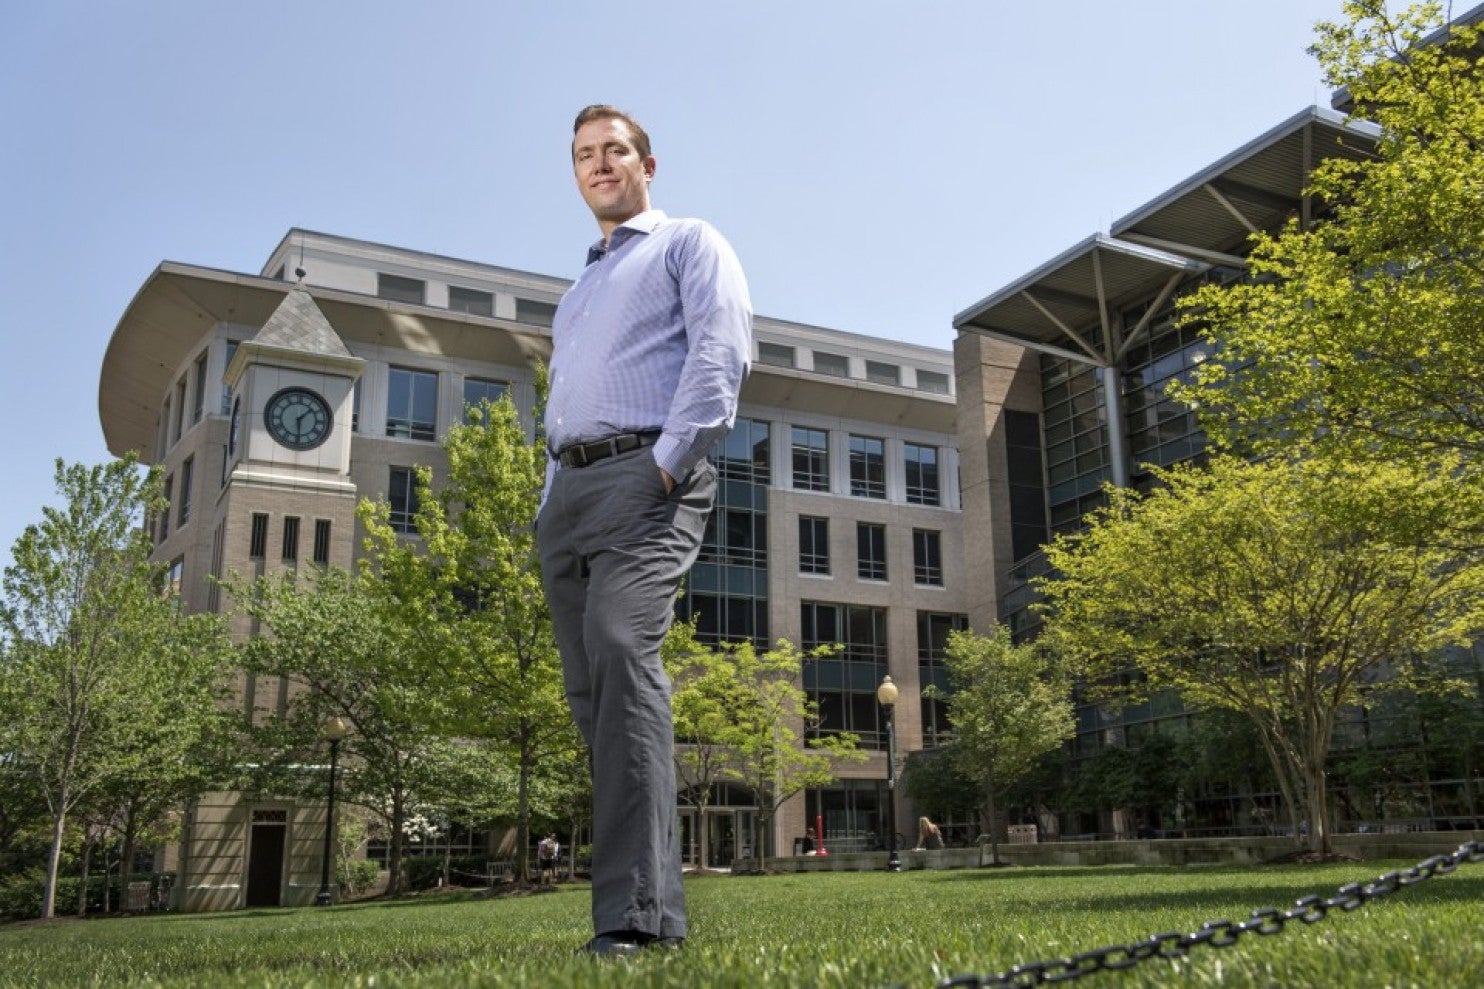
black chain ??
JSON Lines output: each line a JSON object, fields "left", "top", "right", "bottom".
{"left": 932, "top": 839, "right": 1484, "bottom": 988}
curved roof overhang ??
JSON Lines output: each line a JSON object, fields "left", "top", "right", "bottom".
{"left": 742, "top": 367, "right": 957, "bottom": 434}
{"left": 99, "top": 263, "right": 553, "bottom": 456}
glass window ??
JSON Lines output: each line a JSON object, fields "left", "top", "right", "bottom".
{"left": 158, "top": 475, "right": 172, "bottom": 543}
{"left": 791, "top": 426, "right": 830, "bottom": 492}
{"left": 917, "top": 369, "right": 950, "bottom": 394}
{"left": 249, "top": 512, "right": 268, "bottom": 559}
{"left": 856, "top": 523, "right": 886, "bottom": 581}
{"left": 716, "top": 418, "right": 770, "bottom": 483}
{"left": 220, "top": 341, "right": 238, "bottom": 415}
{"left": 462, "top": 377, "right": 510, "bottom": 425}
{"left": 389, "top": 467, "right": 421, "bottom": 533}
{"left": 282, "top": 516, "right": 299, "bottom": 561}
{"left": 918, "top": 611, "right": 967, "bottom": 747}
{"left": 448, "top": 285, "right": 494, "bottom": 316}
{"left": 812, "top": 351, "right": 848, "bottom": 377}
{"left": 913, "top": 529, "right": 942, "bottom": 586}
{"left": 387, "top": 367, "right": 438, "bottom": 441}
{"left": 166, "top": 558, "right": 184, "bottom": 600}
{"left": 172, "top": 378, "right": 187, "bottom": 443}
{"left": 757, "top": 342, "right": 795, "bottom": 368}
{"left": 865, "top": 360, "right": 899, "bottom": 386}
{"left": 351, "top": 378, "right": 361, "bottom": 433}
{"left": 802, "top": 601, "right": 889, "bottom": 749}
{"left": 904, "top": 443, "right": 940, "bottom": 506}
{"left": 191, "top": 351, "right": 208, "bottom": 424}
{"left": 516, "top": 299, "right": 558, "bottom": 326}
{"left": 849, "top": 435, "right": 886, "bottom": 499}
{"left": 177, "top": 457, "right": 193, "bottom": 528}
{"left": 799, "top": 516, "right": 829, "bottom": 575}
{"left": 313, "top": 519, "right": 332, "bottom": 565}
{"left": 377, "top": 273, "right": 425, "bottom": 304}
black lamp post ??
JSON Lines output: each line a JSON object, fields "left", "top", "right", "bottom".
{"left": 877, "top": 675, "right": 901, "bottom": 872}
{"left": 315, "top": 716, "right": 348, "bottom": 907}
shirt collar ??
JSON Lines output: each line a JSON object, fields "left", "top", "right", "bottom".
{"left": 586, "top": 209, "right": 667, "bottom": 265}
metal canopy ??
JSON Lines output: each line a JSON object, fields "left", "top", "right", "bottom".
{"left": 952, "top": 234, "right": 1205, "bottom": 367}
{"left": 953, "top": 105, "right": 1381, "bottom": 368}
{"left": 1113, "top": 105, "right": 1379, "bottom": 263}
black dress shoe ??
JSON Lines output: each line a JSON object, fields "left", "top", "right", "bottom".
{"left": 579, "top": 932, "right": 646, "bottom": 958}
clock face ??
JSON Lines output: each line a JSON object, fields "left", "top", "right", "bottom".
{"left": 264, "top": 387, "right": 332, "bottom": 451}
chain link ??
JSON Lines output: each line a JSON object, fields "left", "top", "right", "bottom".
{"left": 930, "top": 839, "right": 1482, "bottom": 988}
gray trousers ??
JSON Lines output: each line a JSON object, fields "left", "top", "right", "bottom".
{"left": 537, "top": 446, "right": 715, "bottom": 938}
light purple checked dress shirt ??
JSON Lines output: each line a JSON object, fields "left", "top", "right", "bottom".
{"left": 542, "top": 209, "right": 752, "bottom": 503}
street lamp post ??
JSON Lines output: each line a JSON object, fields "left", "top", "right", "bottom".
{"left": 315, "top": 716, "right": 348, "bottom": 907}
{"left": 877, "top": 676, "right": 901, "bottom": 872}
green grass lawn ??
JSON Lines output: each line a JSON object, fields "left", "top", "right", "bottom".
{"left": 2, "top": 859, "right": 1482, "bottom": 988}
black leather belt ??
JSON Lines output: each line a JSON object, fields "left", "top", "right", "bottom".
{"left": 556, "top": 431, "right": 660, "bottom": 468}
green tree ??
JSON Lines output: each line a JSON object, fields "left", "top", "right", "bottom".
{"left": 664, "top": 618, "right": 756, "bottom": 869}
{"left": 0, "top": 456, "right": 232, "bottom": 918}
{"left": 359, "top": 391, "right": 574, "bottom": 883}
{"left": 902, "top": 744, "right": 981, "bottom": 828}
{"left": 1040, "top": 455, "right": 1484, "bottom": 855}
{"left": 941, "top": 626, "right": 1074, "bottom": 864}
{"left": 703, "top": 638, "right": 864, "bottom": 871}
{"left": 235, "top": 565, "right": 454, "bottom": 896}
{"left": 1176, "top": 2, "right": 1484, "bottom": 475}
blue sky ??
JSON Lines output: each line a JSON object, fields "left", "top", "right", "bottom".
{"left": 1, "top": 0, "right": 1350, "bottom": 565}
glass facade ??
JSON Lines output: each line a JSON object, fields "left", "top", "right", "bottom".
{"left": 1041, "top": 355, "right": 1109, "bottom": 536}
{"left": 805, "top": 779, "right": 887, "bottom": 853}
{"left": 387, "top": 367, "right": 438, "bottom": 441}
{"left": 799, "top": 516, "right": 829, "bottom": 575}
{"left": 848, "top": 435, "right": 886, "bottom": 499}
{"left": 801, "top": 601, "right": 889, "bottom": 749}
{"left": 918, "top": 611, "right": 967, "bottom": 748}
{"left": 462, "top": 377, "right": 509, "bottom": 425}
{"left": 791, "top": 426, "right": 830, "bottom": 492}
{"left": 856, "top": 522, "right": 886, "bottom": 581}
{"left": 677, "top": 417, "right": 770, "bottom": 648}
{"left": 904, "top": 442, "right": 940, "bottom": 506}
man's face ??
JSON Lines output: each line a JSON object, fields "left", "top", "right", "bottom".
{"left": 572, "top": 117, "right": 654, "bottom": 230}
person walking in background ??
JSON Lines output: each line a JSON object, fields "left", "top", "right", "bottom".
{"left": 537, "top": 104, "right": 751, "bottom": 958}
{"left": 537, "top": 833, "right": 560, "bottom": 884}
{"left": 916, "top": 816, "right": 945, "bottom": 850}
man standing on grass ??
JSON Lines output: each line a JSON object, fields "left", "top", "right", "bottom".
{"left": 537, "top": 104, "right": 751, "bottom": 957}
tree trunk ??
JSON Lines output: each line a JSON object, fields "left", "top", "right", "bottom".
{"left": 693, "top": 793, "right": 711, "bottom": 870}
{"left": 1251, "top": 721, "right": 1304, "bottom": 845}
{"left": 388, "top": 794, "right": 405, "bottom": 895}
{"left": 985, "top": 775, "right": 1001, "bottom": 866}
{"left": 101, "top": 847, "right": 112, "bottom": 914}
{"left": 516, "top": 724, "right": 532, "bottom": 883}
{"left": 118, "top": 801, "right": 139, "bottom": 913}
{"left": 1304, "top": 761, "right": 1332, "bottom": 855}
{"left": 76, "top": 829, "right": 93, "bottom": 918}
{"left": 43, "top": 805, "right": 67, "bottom": 920}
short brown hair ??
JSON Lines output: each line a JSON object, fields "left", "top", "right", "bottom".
{"left": 572, "top": 104, "right": 651, "bottom": 160}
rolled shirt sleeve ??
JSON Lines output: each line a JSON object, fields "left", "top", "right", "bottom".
{"left": 652, "top": 221, "right": 752, "bottom": 481}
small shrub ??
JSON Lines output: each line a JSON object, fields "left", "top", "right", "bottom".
{"left": 337, "top": 859, "right": 381, "bottom": 897}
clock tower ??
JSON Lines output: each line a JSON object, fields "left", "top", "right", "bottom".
{"left": 224, "top": 283, "right": 364, "bottom": 494}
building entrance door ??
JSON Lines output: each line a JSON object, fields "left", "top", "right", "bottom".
{"left": 245, "top": 810, "right": 287, "bottom": 907}
{"left": 705, "top": 811, "right": 736, "bottom": 869}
